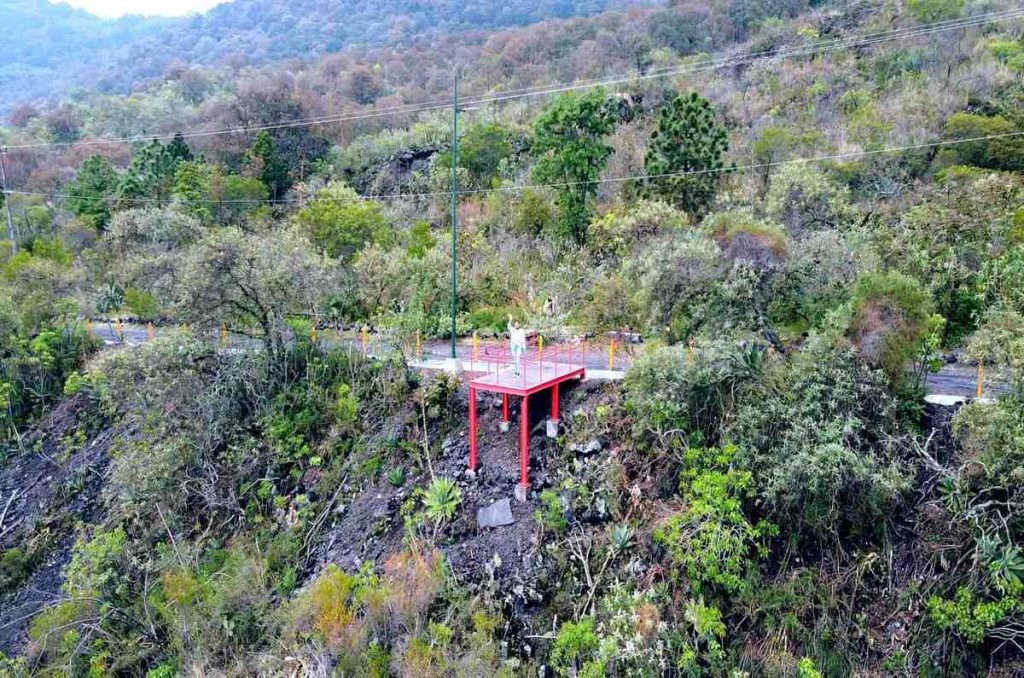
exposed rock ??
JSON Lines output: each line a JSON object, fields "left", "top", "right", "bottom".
{"left": 477, "top": 498, "right": 515, "bottom": 528}
{"left": 569, "top": 439, "right": 602, "bottom": 455}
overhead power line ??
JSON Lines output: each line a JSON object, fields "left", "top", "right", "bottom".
{"left": 9, "top": 129, "right": 1024, "bottom": 205}
{"left": 4, "top": 8, "right": 1022, "bottom": 151}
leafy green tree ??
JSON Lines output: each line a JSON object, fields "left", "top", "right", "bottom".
{"left": 531, "top": 89, "right": 616, "bottom": 244}
{"left": 172, "top": 161, "right": 216, "bottom": 223}
{"left": 940, "top": 113, "right": 1024, "bottom": 171}
{"left": 447, "top": 122, "right": 514, "bottom": 189}
{"left": 907, "top": 0, "right": 964, "bottom": 24}
{"left": 246, "top": 131, "right": 289, "bottom": 201}
{"left": 173, "top": 226, "right": 334, "bottom": 361}
{"left": 67, "top": 155, "right": 118, "bottom": 231}
{"left": 643, "top": 91, "right": 729, "bottom": 217}
{"left": 295, "top": 183, "right": 392, "bottom": 260}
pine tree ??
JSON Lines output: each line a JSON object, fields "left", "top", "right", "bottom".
{"left": 643, "top": 91, "right": 730, "bottom": 217}
{"left": 246, "top": 131, "right": 289, "bottom": 201}
{"left": 68, "top": 155, "right": 118, "bottom": 231}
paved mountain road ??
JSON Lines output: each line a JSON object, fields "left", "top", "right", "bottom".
{"left": 87, "top": 323, "right": 1001, "bottom": 398}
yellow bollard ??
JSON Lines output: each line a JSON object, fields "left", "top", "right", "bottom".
{"left": 85, "top": 318, "right": 93, "bottom": 335}
{"left": 220, "top": 323, "right": 228, "bottom": 346}
{"left": 538, "top": 335, "right": 544, "bottom": 355}
{"left": 146, "top": 322, "right": 155, "bottom": 341}
{"left": 608, "top": 340, "right": 616, "bottom": 370}
{"left": 361, "top": 324, "right": 369, "bottom": 354}
{"left": 687, "top": 341, "right": 694, "bottom": 367}
{"left": 977, "top": 360, "right": 985, "bottom": 399}
{"left": 415, "top": 330, "right": 422, "bottom": 360}
{"left": 114, "top": 318, "right": 123, "bottom": 341}
{"left": 311, "top": 324, "right": 318, "bottom": 343}
{"left": 472, "top": 331, "right": 479, "bottom": 362}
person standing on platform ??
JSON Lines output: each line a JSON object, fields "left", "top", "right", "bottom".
{"left": 508, "top": 315, "right": 526, "bottom": 376}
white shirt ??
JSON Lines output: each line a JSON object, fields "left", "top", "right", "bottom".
{"left": 510, "top": 325, "right": 527, "bottom": 349}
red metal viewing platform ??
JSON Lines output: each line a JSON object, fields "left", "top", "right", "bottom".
{"left": 467, "top": 342, "right": 586, "bottom": 500}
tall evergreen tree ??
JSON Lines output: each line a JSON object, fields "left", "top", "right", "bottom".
{"left": 531, "top": 88, "right": 616, "bottom": 244}
{"left": 246, "top": 131, "right": 289, "bottom": 201}
{"left": 643, "top": 91, "right": 730, "bottom": 217}
{"left": 67, "top": 155, "right": 118, "bottom": 231}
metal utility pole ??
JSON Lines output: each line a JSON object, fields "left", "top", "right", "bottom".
{"left": 449, "top": 69, "right": 460, "bottom": 360}
{"left": 0, "top": 147, "right": 16, "bottom": 254}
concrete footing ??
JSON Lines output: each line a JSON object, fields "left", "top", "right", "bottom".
{"left": 514, "top": 483, "right": 530, "bottom": 503}
{"left": 499, "top": 420, "right": 510, "bottom": 433}
{"left": 546, "top": 419, "right": 560, "bottom": 438}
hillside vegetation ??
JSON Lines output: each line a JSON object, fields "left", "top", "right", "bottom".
{"left": 2, "top": 0, "right": 1024, "bottom": 674}
{"left": 0, "top": 0, "right": 649, "bottom": 113}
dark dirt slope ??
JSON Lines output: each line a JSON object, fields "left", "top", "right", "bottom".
{"left": 315, "top": 378, "right": 607, "bottom": 603}
{"left": 0, "top": 394, "right": 120, "bottom": 656}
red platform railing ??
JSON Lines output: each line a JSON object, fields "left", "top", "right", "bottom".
{"left": 472, "top": 339, "right": 588, "bottom": 389}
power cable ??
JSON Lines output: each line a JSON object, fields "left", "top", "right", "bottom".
{"left": 9, "top": 129, "right": 1023, "bottom": 205}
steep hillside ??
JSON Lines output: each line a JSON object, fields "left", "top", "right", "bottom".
{"left": 3, "top": 0, "right": 1024, "bottom": 673}
{"left": 0, "top": 0, "right": 649, "bottom": 112}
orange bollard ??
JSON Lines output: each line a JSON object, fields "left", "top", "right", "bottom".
{"left": 361, "top": 324, "right": 369, "bottom": 354}
{"left": 977, "top": 360, "right": 985, "bottom": 399}
{"left": 473, "top": 331, "right": 479, "bottom": 362}
{"left": 608, "top": 340, "right": 616, "bottom": 370}
{"left": 687, "top": 341, "right": 694, "bottom": 367}
{"left": 85, "top": 318, "right": 93, "bottom": 335}
{"left": 146, "top": 322, "right": 155, "bottom": 341}
{"left": 220, "top": 323, "right": 228, "bottom": 346}
{"left": 416, "top": 330, "right": 422, "bottom": 360}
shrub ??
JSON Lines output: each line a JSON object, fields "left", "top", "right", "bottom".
{"left": 848, "top": 271, "right": 934, "bottom": 385}
{"left": 927, "top": 588, "right": 1019, "bottom": 645}
{"left": 654, "top": 445, "right": 775, "bottom": 596}
{"left": 551, "top": 617, "right": 601, "bottom": 677}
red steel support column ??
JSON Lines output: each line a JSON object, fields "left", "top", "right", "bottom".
{"left": 468, "top": 386, "right": 478, "bottom": 471}
{"left": 519, "top": 395, "right": 530, "bottom": 489}
{"left": 551, "top": 382, "right": 560, "bottom": 422}
{"left": 502, "top": 393, "right": 510, "bottom": 424}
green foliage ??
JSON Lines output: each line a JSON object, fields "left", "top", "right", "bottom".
{"left": 848, "top": 271, "right": 933, "bottom": 385}
{"left": 907, "top": 0, "right": 964, "bottom": 24}
{"left": 940, "top": 113, "right": 1024, "bottom": 171}
{"left": 643, "top": 91, "right": 730, "bottom": 216}
{"left": 245, "top": 130, "right": 288, "bottom": 200}
{"left": 419, "top": 477, "right": 462, "bottom": 523}
{"left": 67, "top": 155, "right": 118, "bottom": 230}
{"left": 624, "top": 342, "right": 763, "bottom": 448}
{"left": 1, "top": 321, "right": 94, "bottom": 449}
{"left": 123, "top": 287, "right": 160, "bottom": 319}
{"left": 531, "top": 88, "right": 617, "bottom": 244}
{"left": 764, "top": 163, "right": 853, "bottom": 234}
{"left": 295, "top": 182, "right": 392, "bottom": 259}
{"left": 965, "top": 307, "right": 1024, "bottom": 395}
{"left": 654, "top": 445, "right": 775, "bottom": 595}
{"left": 674, "top": 597, "right": 727, "bottom": 675}
{"left": 116, "top": 136, "right": 193, "bottom": 206}
{"left": 437, "top": 122, "right": 515, "bottom": 189}
{"left": 551, "top": 617, "right": 600, "bottom": 676}
{"left": 927, "top": 588, "right": 1019, "bottom": 644}
{"left": 535, "top": 489, "right": 569, "bottom": 533}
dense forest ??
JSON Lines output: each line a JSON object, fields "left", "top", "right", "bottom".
{"left": 0, "top": 0, "right": 650, "bottom": 114}
{"left": 3, "top": 0, "right": 1024, "bottom": 674}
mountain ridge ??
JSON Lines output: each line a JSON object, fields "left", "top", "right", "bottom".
{"left": 0, "top": 0, "right": 650, "bottom": 114}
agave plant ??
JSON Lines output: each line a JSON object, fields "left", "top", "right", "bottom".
{"left": 421, "top": 477, "right": 462, "bottom": 523}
